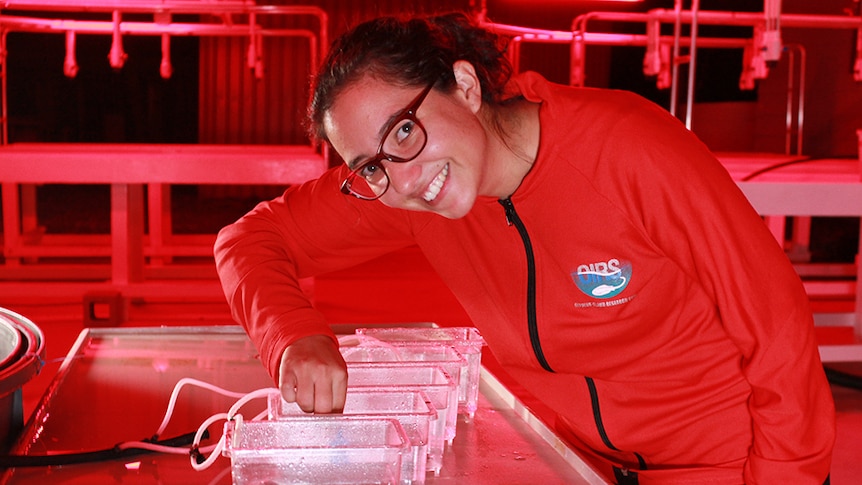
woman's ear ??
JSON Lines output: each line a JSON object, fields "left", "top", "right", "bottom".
{"left": 452, "top": 60, "right": 483, "bottom": 114}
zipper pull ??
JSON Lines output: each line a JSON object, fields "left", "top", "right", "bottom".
{"left": 499, "top": 198, "right": 515, "bottom": 226}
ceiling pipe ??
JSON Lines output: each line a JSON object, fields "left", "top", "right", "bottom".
{"left": 485, "top": 22, "right": 749, "bottom": 48}
{"left": 763, "top": 0, "right": 783, "bottom": 65}
{"left": 160, "top": 33, "right": 172, "bottom": 79}
{"left": 63, "top": 30, "right": 78, "bottom": 78}
{"left": 643, "top": 17, "right": 661, "bottom": 77}
{"left": 107, "top": 9, "right": 126, "bottom": 70}
{"left": 668, "top": 0, "right": 684, "bottom": 120}
{"left": 0, "top": 16, "right": 316, "bottom": 38}
{"left": 572, "top": 9, "right": 862, "bottom": 38}
{"left": 485, "top": 22, "right": 748, "bottom": 88}
{"left": 507, "top": 36, "right": 522, "bottom": 74}
{"left": 0, "top": 5, "right": 329, "bottom": 57}
{"left": 155, "top": 10, "right": 172, "bottom": 79}
{"left": 683, "top": 0, "right": 701, "bottom": 130}
{"left": 635, "top": 9, "right": 860, "bottom": 30}
{"left": 1, "top": 1, "right": 282, "bottom": 15}
{"left": 784, "top": 44, "right": 806, "bottom": 155}
{"left": 570, "top": 31, "right": 586, "bottom": 86}
{"left": 246, "top": 12, "right": 263, "bottom": 79}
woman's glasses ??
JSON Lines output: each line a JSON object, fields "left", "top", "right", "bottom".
{"left": 340, "top": 81, "right": 435, "bottom": 200}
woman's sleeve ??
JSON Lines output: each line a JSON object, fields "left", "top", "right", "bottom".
{"left": 607, "top": 94, "right": 835, "bottom": 484}
{"left": 213, "top": 166, "right": 415, "bottom": 381}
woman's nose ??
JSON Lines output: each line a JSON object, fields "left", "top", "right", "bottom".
{"left": 384, "top": 160, "right": 423, "bottom": 195}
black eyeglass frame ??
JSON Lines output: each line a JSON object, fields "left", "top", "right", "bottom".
{"left": 339, "top": 80, "right": 437, "bottom": 201}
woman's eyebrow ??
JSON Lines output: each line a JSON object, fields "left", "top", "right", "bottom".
{"left": 346, "top": 108, "right": 406, "bottom": 170}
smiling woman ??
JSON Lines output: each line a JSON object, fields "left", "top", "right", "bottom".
{"left": 312, "top": 12, "right": 540, "bottom": 217}
{"left": 214, "top": 11, "right": 835, "bottom": 485}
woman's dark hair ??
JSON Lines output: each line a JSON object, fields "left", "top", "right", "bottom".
{"left": 307, "top": 12, "right": 512, "bottom": 142}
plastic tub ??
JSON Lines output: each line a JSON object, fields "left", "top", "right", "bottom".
{"left": 346, "top": 363, "right": 458, "bottom": 475}
{"left": 223, "top": 416, "right": 408, "bottom": 485}
{"left": 271, "top": 388, "right": 436, "bottom": 485}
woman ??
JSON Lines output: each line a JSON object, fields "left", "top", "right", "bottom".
{"left": 214, "top": 12, "right": 834, "bottom": 484}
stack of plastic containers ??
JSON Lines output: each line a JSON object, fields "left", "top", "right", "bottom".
{"left": 353, "top": 326, "right": 486, "bottom": 418}
{"left": 223, "top": 325, "right": 485, "bottom": 485}
{"left": 342, "top": 326, "right": 486, "bottom": 475}
{"left": 340, "top": 344, "right": 465, "bottom": 415}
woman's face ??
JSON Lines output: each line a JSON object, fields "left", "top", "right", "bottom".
{"left": 323, "top": 70, "right": 492, "bottom": 219}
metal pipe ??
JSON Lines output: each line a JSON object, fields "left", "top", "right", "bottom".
{"left": 685, "top": 0, "right": 701, "bottom": 130}
{"left": 0, "top": 5, "right": 329, "bottom": 57}
{"left": 571, "top": 9, "right": 862, "bottom": 48}
{"left": 486, "top": 24, "right": 749, "bottom": 48}
{"left": 576, "top": 9, "right": 862, "bottom": 30}
{"left": 508, "top": 36, "right": 522, "bottom": 73}
{"left": 160, "top": 33, "right": 172, "bottom": 79}
{"left": 570, "top": 32, "right": 585, "bottom": 86}
{"left": 643, "top": 18, "right": 661, "bottom": 77}
{"left": 0, "top": 2, "right": 326, "bottom": 17}
{"left": 108, "top": 9, "right": 126, "bottom": 69}
{"left": 63, "top": 29, "right": 77, "bottom": 78}
{"left": 247, "top": 12, "right": 256, "bottom": 69}
{"left": 669, "top": 0, "right": 683, "bottom": 118}
{"left": 764, "top": 0, "right": 783, "bottom": 63}
{"left": 786, "top": 44, "right": 806, "bottom": 155}
{"left": 572, "top": 11, "right": 651, "bottom": 35}
{"left": 796, "top": 45, "right": 806, "bottom": 157}
{"left": 650, "top": 9, "right": 862, "bottom": 29}
{"left": 0, "top": 16, "right": 318, "bottom": 38}
{"left": 156, "top": 10, "right": 171, "bottom": 79}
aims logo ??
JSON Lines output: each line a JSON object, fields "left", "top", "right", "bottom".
{"left": 571, "top": 258, "right": 632, "bottom": 299}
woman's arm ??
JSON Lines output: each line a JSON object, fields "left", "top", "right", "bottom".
{"left": 214, "top": 166, "right": 415, "bottom": 409}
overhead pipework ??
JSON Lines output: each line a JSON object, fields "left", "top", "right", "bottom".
{"left": 483, "top": 3, "right": 862, "bottom": 139}
{"left": 0, "top": 0, "right": 329, "bottom": 144}
{"left": 0, "top": 1, "right": 328, "bottom": 78}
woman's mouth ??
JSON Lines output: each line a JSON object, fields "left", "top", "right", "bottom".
{"left": 422, "top": 163, "right": 449, "bottom": 202}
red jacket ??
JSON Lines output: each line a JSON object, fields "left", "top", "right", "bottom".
{"left": 215, "top": 72, "right": 835, "bottom": 483}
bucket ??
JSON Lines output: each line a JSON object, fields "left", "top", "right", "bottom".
{"left": 0, "top": 307, "right": 45, "bottom": 452}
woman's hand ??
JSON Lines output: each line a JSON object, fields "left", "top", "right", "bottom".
{"left": 277, "top": 335, "right": 348, "bottom": 413}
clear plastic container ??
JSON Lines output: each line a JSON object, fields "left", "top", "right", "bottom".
{"left": 346, "top": 362, "right": 458, "bottom": 474}
{"left": 271, "top": 388, "right": 436, "bottom": 485}
{"left": 340, "top": 344, "right": 464, "bottom": 406}
{"left": 353, "top": 327, "right": 485, "bottom": 417}
{"left": 223, "top": 416, "right": 408, "bottom": 485}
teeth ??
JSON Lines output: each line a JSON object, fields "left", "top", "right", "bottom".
{"left": 423, "top": 164, "right": 449, "bottom": 202}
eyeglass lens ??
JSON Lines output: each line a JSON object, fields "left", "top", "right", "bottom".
{"left": 346, "top": 118, "right": 428, "bottom": 199}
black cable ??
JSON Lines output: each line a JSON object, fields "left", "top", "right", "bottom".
{"left": 0, "top": 430, "right": 208, "bottom": 468}
{"left": 824, "top": 365, "right": 862, "bottom": 392}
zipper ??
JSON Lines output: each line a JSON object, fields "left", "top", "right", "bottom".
{"left": 499, "top": 198, "right": 554, "bottom": 372}
{"left": 499, "top": 198, "right": 645, "bottom": 471}
{"left": 586, "top": 377, "right": 647, "bottom": 470}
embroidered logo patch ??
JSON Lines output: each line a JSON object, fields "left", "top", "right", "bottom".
{"left": 572, "top": 258, "right": 632, "bottom": 299}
